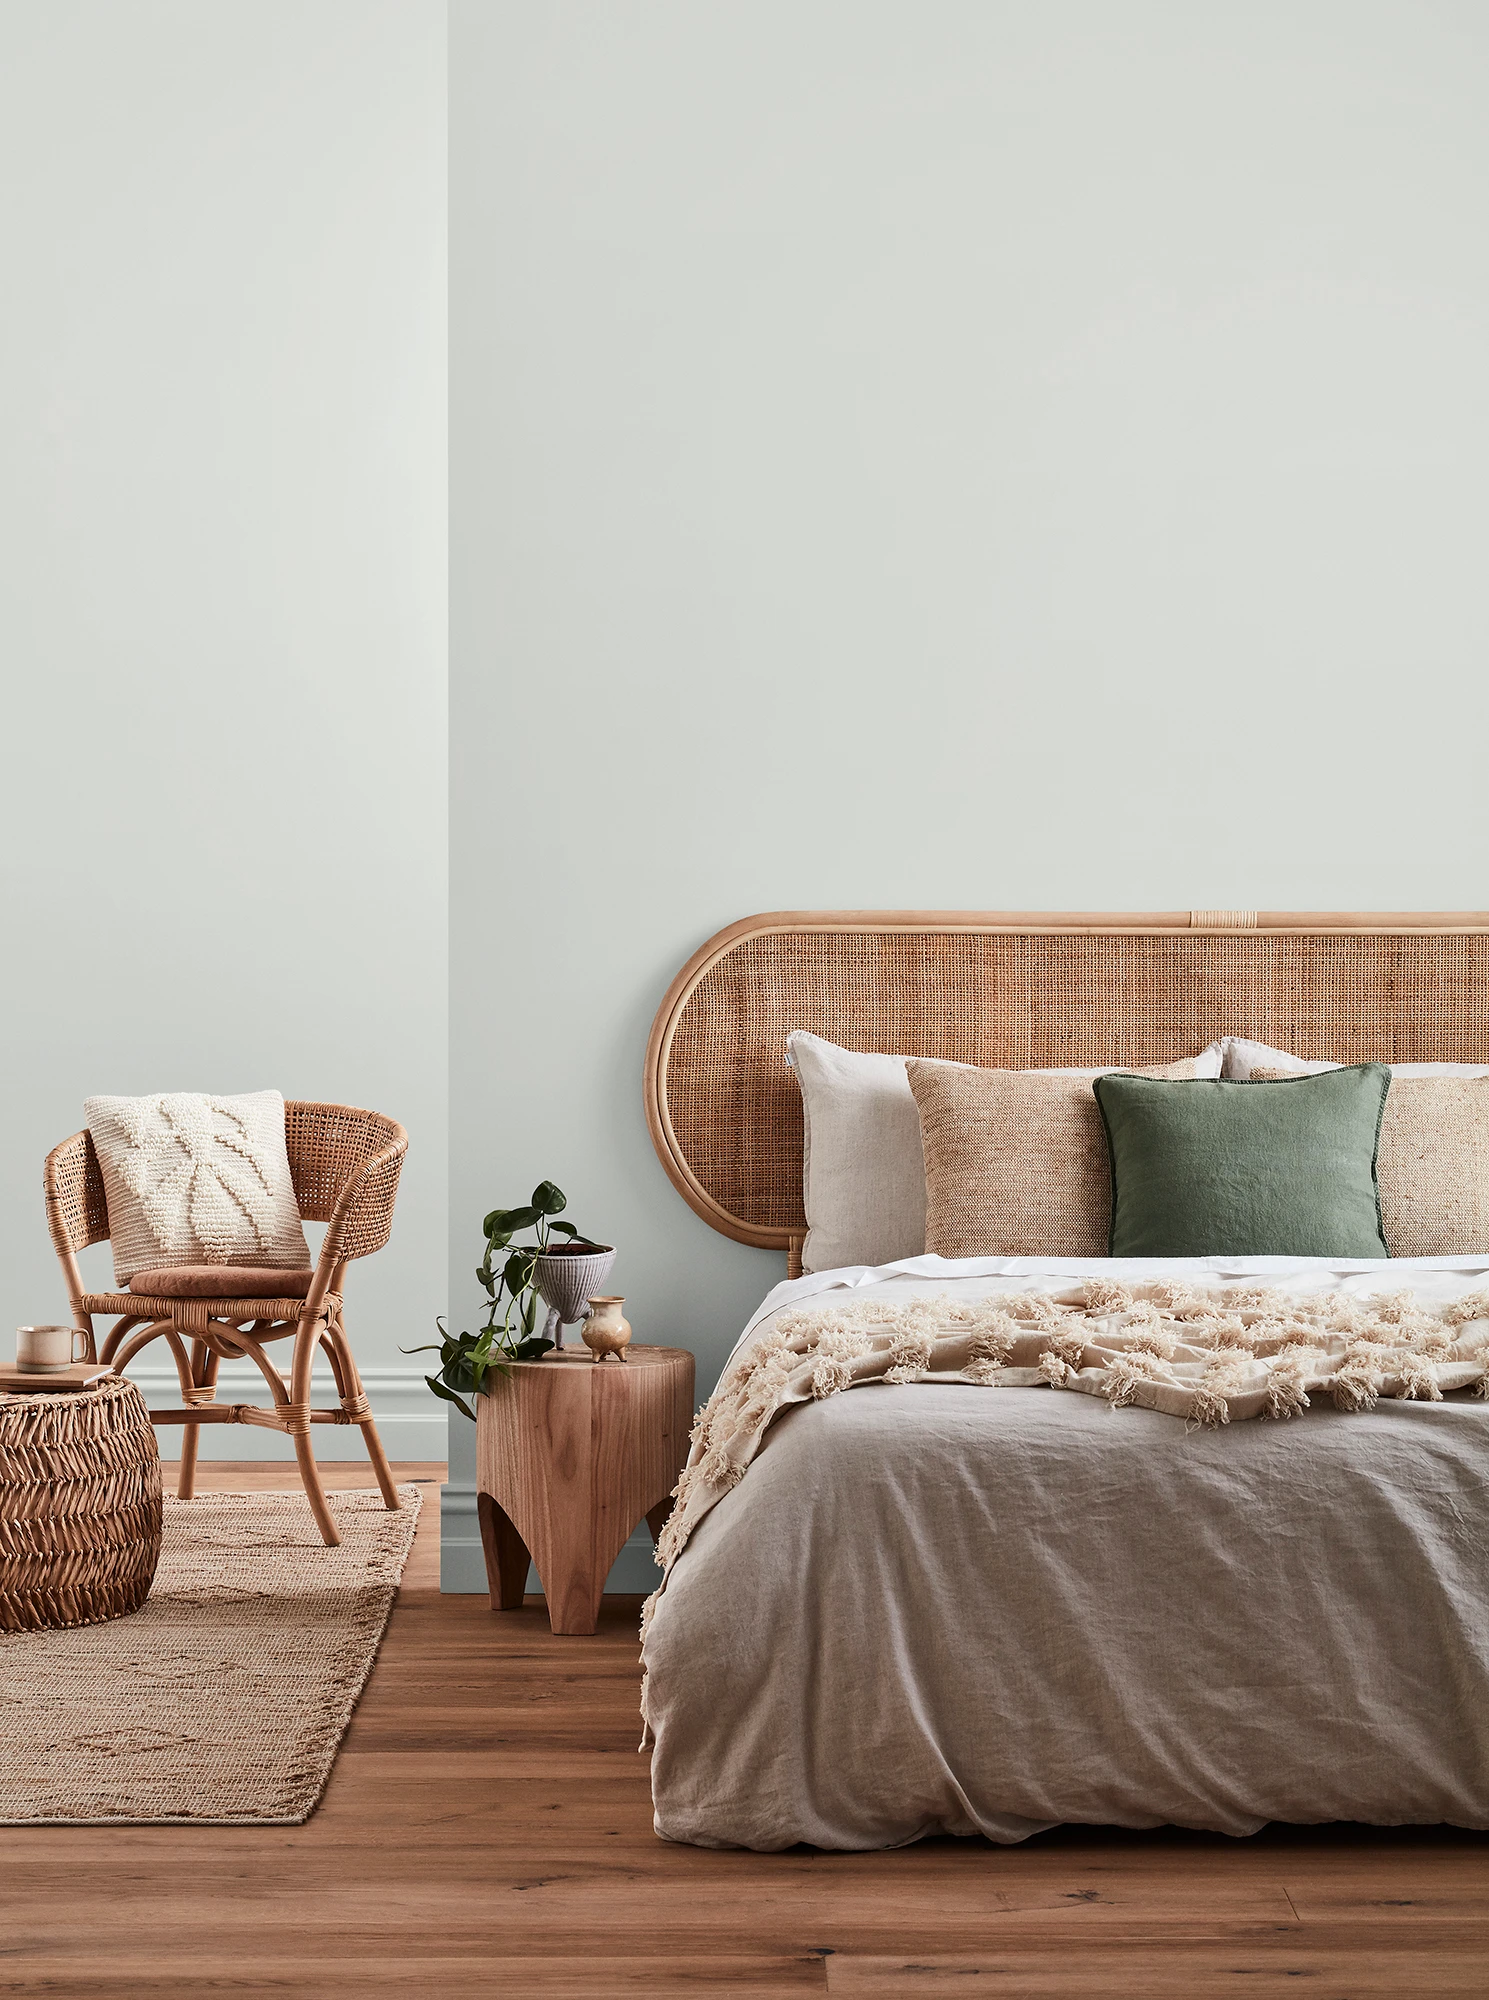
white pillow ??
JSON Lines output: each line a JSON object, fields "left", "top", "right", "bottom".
{"left": 1220, "top": 1036, "right": 1489, "bottom": 1080}
{"left": 1220, "top": 1037, "right": 1338, "bottom": 1079}
{"left": 84, "top": 1090, "right": 311, "bottom": 1286}
{"left": 786, "top": 1032, "right": 1224, "bottom": 1274}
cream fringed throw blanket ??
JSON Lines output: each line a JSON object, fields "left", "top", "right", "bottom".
{"left": 641, "top": 1278, "right": 1489, "bottom": 1633}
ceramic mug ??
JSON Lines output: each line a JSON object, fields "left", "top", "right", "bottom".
{"left": 16, "top": 1325, "right": 90, "bottom": 1372}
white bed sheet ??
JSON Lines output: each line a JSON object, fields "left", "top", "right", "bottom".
{"left": 644, "top": 1255, "right": 1489, "bottom": 1851}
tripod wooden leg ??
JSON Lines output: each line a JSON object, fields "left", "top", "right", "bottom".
{"left": 477, "top": 1491, "right": 531, "bottom": 1611}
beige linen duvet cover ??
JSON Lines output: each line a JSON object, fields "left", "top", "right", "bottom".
{"left": 642, "top": 1255, "right": 1489, "bottom": 1851}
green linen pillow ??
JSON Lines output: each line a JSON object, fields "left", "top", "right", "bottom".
{"left": 1091, "top": 1066, "right": 1391, "bottom": 1259}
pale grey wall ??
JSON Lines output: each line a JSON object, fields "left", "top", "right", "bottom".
{"left": 0, "top": 1, "right": 448, "bottom": 1460}
{"left": 447, "top": 0, "right": 1489, "bottom": 1585}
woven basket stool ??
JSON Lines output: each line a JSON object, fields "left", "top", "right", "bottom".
{"left": 0, "top": 1376, "right": 162, "bottom": 1633}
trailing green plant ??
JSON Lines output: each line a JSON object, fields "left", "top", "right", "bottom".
{"left": 407, "top": 1180, "right": 598, "bottom": 1419}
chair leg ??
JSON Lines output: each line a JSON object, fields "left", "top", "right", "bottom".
{"left": 359, "top": 1414, "right": 401, "bottom": 1512}
{"left": 177, "top": 1422, "right": 200, "bottom": 1501}
{"left": 290, "top": 1312, "right": 341, "bottom": 1547}
{"left": 327, "top": 1313, "right": 400, "bottom": 1511}
{"left": 292, "top": 1427, "right": 341, "bottom": 1547}
{"left": 176, "top": 1339, "right": 218, "bottom": 1501}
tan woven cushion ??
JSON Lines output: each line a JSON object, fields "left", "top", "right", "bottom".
{"left": 127, "top": 1265, "right": 315, "bottom": 1300}
{"left": 907, "top": 1058, "right": 1201, "bottom": 1258}
{"left": 1252, "top": 1070, "right": 1489, "bottom": 1257}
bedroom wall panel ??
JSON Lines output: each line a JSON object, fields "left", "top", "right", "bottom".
{"left": 0, "top": 1, "right": 448, "bottom": 1458}
{"left": 448, "top": 0, "right": 1489, "bottom": 1585}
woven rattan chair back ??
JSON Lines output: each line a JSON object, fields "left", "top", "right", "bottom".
{"left": 284, "top": 1102, "right": 404, "bottom": 1251}
{"left": 43, "top": 1102, "right": 408, "bottom": 1548}
{"left": 43, "top": 1130, "right": 110, "bottom": 1256}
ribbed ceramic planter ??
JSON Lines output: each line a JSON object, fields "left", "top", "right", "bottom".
{"left": 533, "top": 1245, "right": 616, "bottom": 1348}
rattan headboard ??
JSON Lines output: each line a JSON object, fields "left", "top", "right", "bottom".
{"left": 644, "top": 909, "right": 1489, "bottom": 1262}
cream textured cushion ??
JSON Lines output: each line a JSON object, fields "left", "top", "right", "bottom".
{"left": 84, "top": 1090, "right": 311, "bottom": 1287}
{"left": 1222, "top": 1036, "right": 1489, "bottom": 1081}
{"left": 1251, "top": 1068, "right": 1489, "bottom": 1257}
{"left": 906, "top": 1057, "right": 1203, "bottom": 1259}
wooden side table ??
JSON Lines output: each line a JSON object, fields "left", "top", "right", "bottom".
{"left": 475, "top": 1345, "right": 695, "bottom": 1636}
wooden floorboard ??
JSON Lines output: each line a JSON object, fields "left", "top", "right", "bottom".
{"left": 1, "top": 1462, "right": 1486, "bottom": 1998}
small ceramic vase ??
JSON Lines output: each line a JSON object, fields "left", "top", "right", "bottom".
{"left": 582, "top": 1297, "right": 631, "bottom": 1363}
{"left": 533, "top": 1245, "right": 616, "bottom": 1349}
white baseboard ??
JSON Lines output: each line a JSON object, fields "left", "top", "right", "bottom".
{"left": 439, "top": 1480, "right": 662, "bottom": 1596}
{"left": 125, "top": 1362, "right": 446, "bottom": 1462}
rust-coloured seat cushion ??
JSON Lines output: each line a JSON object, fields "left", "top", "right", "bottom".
{"left": 127, "top": 1265, "right": 316, "bottom": 1299}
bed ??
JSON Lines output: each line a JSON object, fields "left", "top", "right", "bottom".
{"left": 639, "top": 910, "right": 1489, "bottom": 1850}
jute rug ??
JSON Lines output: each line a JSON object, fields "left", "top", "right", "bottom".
{"left": 0, "top": 1483, "right": 421, "bottom": 1825}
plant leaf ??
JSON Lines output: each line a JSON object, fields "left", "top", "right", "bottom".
{"left": 503, "top": 1248, "right": 537, "bottom": 1291}
{"left": 404, "top": 1314, "right": 458, "bottom": 1358}
{"left": 509, "top": 1336, "right": 554, "bottom": 1361}
{"left": 485, "top": 1206, "right": 538, "bottom": 1236}
{"left": 531, "top": 1181, "right": 567, "bottom": 1215}
{"left": 546, "top": 1220, "right": 578, "bottom": 1238}
{"left": 425, "top": 1374, "right": 475, "bottom": 1420}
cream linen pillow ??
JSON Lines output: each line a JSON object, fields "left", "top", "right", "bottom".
{"left": 906, "top": 1057, "right": 1205, "bottom": 1259}
{"left": 786, "top": 1033, "right": 942, "bottom": 1272}
{"left": 84, "top": 1089, "right": 311, "bottom": 1286}
{"left": 1251, "top": 1068, "right": 1489, "bottom": 1257}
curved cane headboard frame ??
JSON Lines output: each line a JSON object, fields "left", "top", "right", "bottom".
{"left": 644, "top": 909, "right": 1489, "bottom": 1258}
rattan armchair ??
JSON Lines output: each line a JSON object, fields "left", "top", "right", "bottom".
{"left": 43, "top": 1103, "right": 408, "bottom": 1547}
